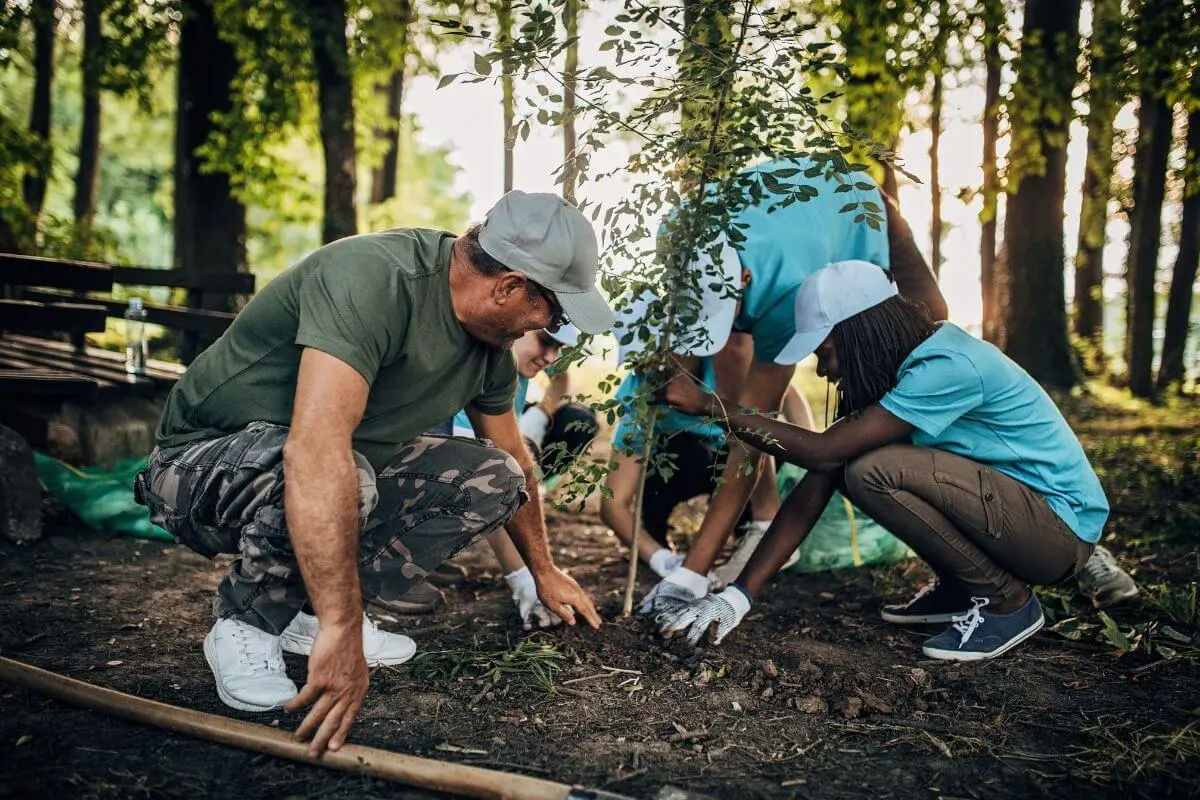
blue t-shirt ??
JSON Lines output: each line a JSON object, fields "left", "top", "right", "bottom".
{"left": 729, "top": 157, "right": 891, "bottom": 363}
{"left": 612, "top": 359, "right": 725, "bottom": 452}
{"left": 878, "top": 323, "right": 1109, "bottom": 542}
{"left": 453, "top": 375, "right": 530, "bottom": 436}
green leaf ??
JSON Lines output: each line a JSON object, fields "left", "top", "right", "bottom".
{"left": 474, "top": 52, "right": 492, "bottom": 77}
{"left": 838, "top": 203, "right": 858, "bottom": 213}
{"left": 1098, "top": 612, "right": 1132, "bottom": 651}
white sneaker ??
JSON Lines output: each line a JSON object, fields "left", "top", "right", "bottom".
{"left": 1077, "top": 545, "right": 1139, "bottom": 608}
{"left": 280, "top": 611, "right": 417, "bottom": 666}
{"left": 203, "top": 618, "right": 298, "bottom": 712}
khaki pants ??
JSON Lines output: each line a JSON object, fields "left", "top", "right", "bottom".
{"left": 844, "top": 444, "right": 1094, "bottom": 608}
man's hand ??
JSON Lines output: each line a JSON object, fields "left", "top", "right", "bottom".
{"left": 638, "top": 567, "right": 710, "bottom": 618}
{"left": 532, "top": 566, "right": 602, "bottom": 628}
{"left": 505, "top": 566, "right": 563, "bottom": 630}
{"left": 285, "top": 623, "right": 370, "bottom": 757}
{"left": 664, "top": 373, "right": 719, "bottom": 418}
{"left": 658, "top": 587, "right": 752, "bottom": 645}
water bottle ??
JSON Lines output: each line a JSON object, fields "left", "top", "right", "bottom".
{"left": 124, "top": 297, "right": 148, "bottom": 375}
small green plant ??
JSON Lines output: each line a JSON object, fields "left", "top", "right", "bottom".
{"left": 409, "top": 635, "right": 566, "bottom": 694}
{"left": 1145, "top": 581, "right": 1199, "bottom": 628}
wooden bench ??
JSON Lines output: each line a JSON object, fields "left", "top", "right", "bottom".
{"left": 0, "top": 252, "right": 254, "bottom": 453}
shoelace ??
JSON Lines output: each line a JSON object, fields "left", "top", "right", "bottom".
{"left": 1082, "top": 553, "right": 1119, "bottom": 582}
{"left": 951, "top": 597, "right": 991, "bottom": 647}
{"left": 232, "top": 627, "right": 284, "bottom": 676}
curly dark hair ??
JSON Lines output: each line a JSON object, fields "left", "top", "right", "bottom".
{"left": 831, "top": 295, "right": 939, "bottom": 416}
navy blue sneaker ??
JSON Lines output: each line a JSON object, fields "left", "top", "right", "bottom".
{"left": 921, "top": 595, "right": 1044, "bottom": 661}
{"left": 881, "top": 583, "right": 971, "bottom": 624}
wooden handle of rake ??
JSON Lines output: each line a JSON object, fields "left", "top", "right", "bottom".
{"left": 0, "top": 656, "right": 638, "bottom": 800}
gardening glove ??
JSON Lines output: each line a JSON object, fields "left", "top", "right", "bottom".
{"left": 638, "top": 567, "right": 710, "bottom": 619}
{"left": 659, "top": 586, "right": 752, "bottom": 646}
{"left": 505, "top": 567, "right": 562, "bottom": 630}
{"left": 649, "top": 548, "right": 686, "bottom": 578}
{"left": 518, "top": 406, "right": 553, "bottom": 449}
{"left": 708, "top": 520, "right": 769, "bottom": 590}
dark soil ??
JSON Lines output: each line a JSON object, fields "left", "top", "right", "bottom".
{"left": 2, "top": 429, "right": 1199, "bottom": 800}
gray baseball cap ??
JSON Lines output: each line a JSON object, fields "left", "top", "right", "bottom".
{"left": 478, "top": 190, "right": 615, "bottom": 334}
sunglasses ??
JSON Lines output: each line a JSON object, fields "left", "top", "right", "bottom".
{"left": 526, "top": 278, "right": 570, "bottom": 329}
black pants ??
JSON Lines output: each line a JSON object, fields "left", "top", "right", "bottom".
{"left": 529, "top": 402, "right": 598, "bottom": 478}
{"left": 639, "top": 432, "right": 753, "bottom": 546}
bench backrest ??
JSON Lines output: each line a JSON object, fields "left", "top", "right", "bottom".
{"left": 0, "top": 253, "right": 255, "bottom": 364}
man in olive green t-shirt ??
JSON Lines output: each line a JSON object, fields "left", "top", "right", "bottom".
{"left": 136, "top": 191, "right": 614, "bottom": 756}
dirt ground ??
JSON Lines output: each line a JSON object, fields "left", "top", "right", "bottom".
{"left": 2, "top": 425, "right": 1199, "bottom": 800}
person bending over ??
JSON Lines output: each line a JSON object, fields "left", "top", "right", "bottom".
{"left": 649, "top": 260, "right": 1108, "bottom": 662}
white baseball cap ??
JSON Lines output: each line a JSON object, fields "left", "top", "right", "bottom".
{"left": 773, "top": 260, "right": 897, "bottom": 364}
{"left": 671, "top": 232, "right": 743, "bottom": 357}
{"left": 478, "top": 190, "right": 615, "bottom": 334}
{"left": 545, "top": 323, "right": 580, "bottom": 348}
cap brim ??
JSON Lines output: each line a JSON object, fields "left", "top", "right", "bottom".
{"left": 672, "top": 294, "right": 736, "bottom": 357}
{"left": 556, "top": 286, "right": 616, "bottom": 335}
{"left": 546, "top": 324, "right": 579, "bottom": 348}
{"left": 774, "top": 324, "right": 832, "bottom": 365}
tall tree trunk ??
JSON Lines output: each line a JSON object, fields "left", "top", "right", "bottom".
{"left": 369, "top": 0, "right": 411, "bottom": 205}
{"left": 175, "top": 0, "right": 247, "bottom": 362}
{"left": 1157, "top": 107, "right": 1200, "bottom": 390}
{"left": 1125, "top": 0, "right": 1182, "bottom": 397}
{"left": 1073, "top": 0, "right": 1123, "bottom": 349}
{"left": 369, "top": 71, "right": 404, "bottom": 204}
{"left": 994, "top": 0, "right": 1081, "bottom": 387}
{"left": 1125, "top": 94, "right": 1174, "bottom": 395}
{"left": 680, "top": 0, "right": 735, "bottom": 183}
{"left": 499, "top": 0, "right": 514, "bottom": 193}
{"left": 979, "top": 0, "right": 1002, "bottom": 343}
{"left": 929, "top": 71, "right": 943, "bottom": 278}
{"left": 304, "top": 0, "right": 357, "bottom": 243}
{"left": 562, "top": 0, "right": 579, "bottom": 203}
{"left": 23, "top": 0, "right": 55, "bottom": 228}
{"left": 73, "top": 0, "right": 101, "bottom": 230}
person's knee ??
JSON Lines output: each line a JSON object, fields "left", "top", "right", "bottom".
{"left": 352, "top": 450, "right": 379, "bottom": 520}
{"left": 459, "top": 441, "right": 528, "bottom": 525}
{"left": 844, "top": 445, "right": 914, "bottom": 503}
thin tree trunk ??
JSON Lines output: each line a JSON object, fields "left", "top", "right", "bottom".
{"left": 369, "top": 0, "right": 411, "bottom": 205}
{"left": 980, "top": 0, "right": 1002, "bottom": 343}
{"left": 1125, "top": 94, "right": 1174, "bottom": 395}
{"left": 370, "top": 70, "right": 405, "bottom": 205}
{"left": 73, "top": 0, "right": 101, "bottom": 229}
{"left": 562, "top": 0, "right": 579, "bottom": 203}
{"left": 1157, "top": 107, "right": 1200, "bottom": 390}
{"left": 994, "top": 0, "right": 1081, "bottom": 387}
{"left": 499, "top": 0, "right": 514, "bottom": 193}
{"left": 23, "top": 0, "right": 55, "bottom": 227}
{"left": 1073, "top": 0, "right": 1122, "bottom": 348}
{"left": 175, "top": 0, "right": 247, "bottom": 362}
{"left": 929, "top": 70, "right": 943, "bottom": 278}
{"left": 305, "top": 0, "right": 357, "bottom": 243}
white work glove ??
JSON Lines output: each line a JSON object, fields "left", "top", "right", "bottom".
{"left": 649, "top": 548, "right": 686, "bottom": 578}
{"left": 658, "top": 586, "right": 752, "bottom": 645}
{"left": 504, "top": 566, "right": 562, "bottom": 630}
{"left": 708, "top": 520, "right": 769, "bottom": 590}
{"left": 638, "top": 567, "right": 710, "bottom": 619}
{"left": 517, "top": 406, "right": 552, "bottom": 449}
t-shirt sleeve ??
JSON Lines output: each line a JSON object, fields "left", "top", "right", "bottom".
{"left": 879, "top": 351, "right": 984, "bottom": 436}
{"left": 470, "top": 349, "right": 519, "bottom": 415}
{"left": 295, "top": 258, "right": 400, "bottom": 385}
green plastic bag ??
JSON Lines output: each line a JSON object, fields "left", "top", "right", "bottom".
{"left": 777, "top": 462, "right": 912, "bottom": 573}
{"left": 33, "top": 453, "right": 172, "bottom": 542}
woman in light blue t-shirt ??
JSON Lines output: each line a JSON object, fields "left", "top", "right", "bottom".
{"left": 650, "top": 260, "right": 1113, "bottom": 663}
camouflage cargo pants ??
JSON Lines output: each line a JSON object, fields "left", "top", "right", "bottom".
{"left": 135, "top": 421, "right": 527, "bottom": 635}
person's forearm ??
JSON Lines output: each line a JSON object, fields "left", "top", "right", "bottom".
{"left": 735, "top": 470, "right": 839, "bottom": 595}
{"left": 681, "top": 442, "right": 762, "bottom": 574}
{"left": 486, "top": 528, "right": 526, "bottom": 574}
{"left": 505, "top": 463, "right": 556, "bottom": 575}
{"left": 540, "top": 372, "right": 570, "bottom": 415}
{"left": 283, "top": 440, "right": 363, "bottom": 628}
{"left": 705, "top": 391, "right": 847, "bottom": 472}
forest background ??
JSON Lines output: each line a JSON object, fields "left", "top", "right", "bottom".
{"left": 0, "top": 0, "right": 1198, "bottom": 398}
